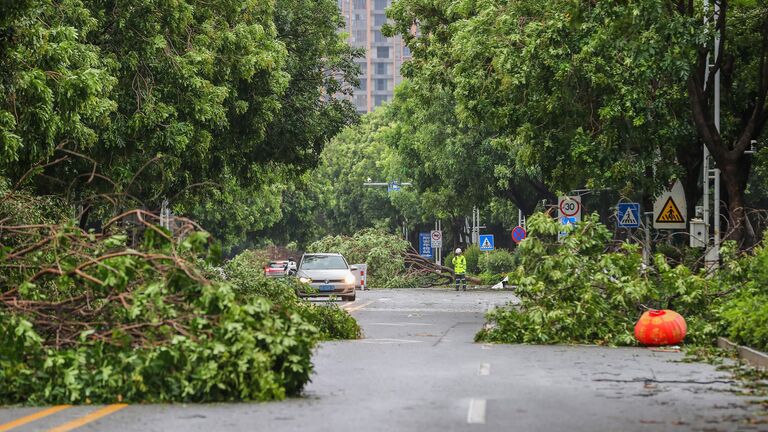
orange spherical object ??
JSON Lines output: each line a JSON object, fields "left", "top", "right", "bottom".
{"left": 634, "top": 309, "right": 687, "bottom": 346}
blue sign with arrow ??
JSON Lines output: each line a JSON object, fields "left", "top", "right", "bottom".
{"left": 617, "top": 203, "right": 641, "bottom": 228}
{"left": 419, "top": 233, "right": 433, "bottom": 258}
{"left": 479, "top": 234, "right": 495, "bottom": 251}
{"left": 387, "top": 181, "right": 401, "bottom": 192}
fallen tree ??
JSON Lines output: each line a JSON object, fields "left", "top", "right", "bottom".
{"left": 0, "top": 191, "right": 318, "bottom": 404}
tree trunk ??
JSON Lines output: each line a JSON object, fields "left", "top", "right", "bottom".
{"left": 676, "top": 140, "right": 703, "bottom": 219}
{"left": 719, "top": 158, "right": 753, "bottom": 246}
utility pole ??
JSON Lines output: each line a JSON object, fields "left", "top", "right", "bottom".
{"left": 702, "top": 0, "right": 721, "bottom": 268}
{"left": 470, "top": 206, "right": 484, "bottom": 245}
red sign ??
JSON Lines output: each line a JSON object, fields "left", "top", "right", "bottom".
{"left": 559, "top": 197, "right": 580, "bottom": 217}
{"left": 511, "top": 226, "right": 527, "bottom": 244}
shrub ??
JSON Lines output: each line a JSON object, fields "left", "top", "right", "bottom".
{"left": 479, "top": 249, "right": 518, "bottom": 274}
{"left": 717, "top": 242, "right": 768, "bottom": 352}
{"left": 464, "top": 244, "right": 481, "bottom": 274}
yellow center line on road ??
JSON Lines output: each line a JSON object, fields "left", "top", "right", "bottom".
{"left": 345, "top": 300, "right": 374, "bottom": 313}
{"left": 47, "top": 404, "right": 128, "bottom": 432}
{"left": 0, "top": 405, "right": 72, "bottom": 432}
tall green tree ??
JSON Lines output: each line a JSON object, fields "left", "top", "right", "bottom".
{"left": 1, "top": 0, "right": 359, "bottom": 251}
{"left": 386, "top": 0, "right": 768, "bottom": 245}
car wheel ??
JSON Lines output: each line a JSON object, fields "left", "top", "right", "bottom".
{"left": 342, "top": 294, "right": 356, "bottom": 302}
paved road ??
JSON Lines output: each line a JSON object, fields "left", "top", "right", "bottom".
{"left": 1, "top": 288, "right": 765, "bottom": 431}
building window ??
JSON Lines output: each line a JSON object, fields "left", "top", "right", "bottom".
{"left": 403, "top": 45, "right": 411, "bottom": 57}
{"left": 373, "top": 30, "right": 387, "bottom": 43}
{"left": 356, "top": 61, "right": 367, "bottom": 73}
{"left": 374, "top": 13, "right": 387, "bottom": 27}
{"left": 375, "top": 0, "right": 388, "bottom": 10}
{"left": 357, "top": 78, "right": 367, "bottom": 91}
{"left": 355, "top": 30, "right": 367, "bottom": 42}
{"left": 354, "top": 0, "right": 366, "bottom": 9}
{"left": 376, "top": 46, "right": 390, "bottom": 58}
{"left": 375, "top": 62, "right": 390, "bottom": 75}
{"left": 375, "top": 79, "right": 390, "bottom": 91}
{"left": 374, "top": 95, "right": 389, "bottom": 106}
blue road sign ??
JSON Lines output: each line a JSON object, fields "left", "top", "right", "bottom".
{"left": 617, "top": 202, "right": 641, "bottom": 228}
{"left": 387, "top": 181, "right": 401, "bottom": 192}
{"left": 419, "top": 233, "right": 433, "bottom": 258}
{"left": 511, "top": 226, "right": 527, "bottom": 244}
{"left": 559, "top": 217, "right": 577, "bottom": 239}
{"left": 479, "top": 234, "right": 495, "bottom": 251}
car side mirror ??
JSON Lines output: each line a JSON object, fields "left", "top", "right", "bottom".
{"left": 350, "top": 266, "right": 358, "bottom": 271}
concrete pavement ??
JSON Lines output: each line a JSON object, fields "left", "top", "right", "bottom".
{"left": 0, "top": 288, "right": 765, "bottom": 431}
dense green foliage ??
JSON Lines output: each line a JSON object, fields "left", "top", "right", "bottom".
{"left": 0, "top": 0, "right": 359, "bottom": 253}
{"left": 718, "top": 244, "right": 768, "bottom": 352}
{"left": 478, "top": 249, "right": 518, "bottom": 276}
{"left": 477, "top": 213, "right": 720, "bottom": 345}
{"left": 379, "top": 0, "right": 768, "bottom": 245}
{"left": 308, "top": 229, "right": 411, "bottom": 288}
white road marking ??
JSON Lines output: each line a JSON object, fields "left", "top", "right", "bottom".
{"left": 481, "top": 344, "right": 493, "bottom": 350}
{"left": 478, "top": 363, "right": 491, "bottom": 376}
{"left": 467, "top": 399, "right": 487, "bottom": 424}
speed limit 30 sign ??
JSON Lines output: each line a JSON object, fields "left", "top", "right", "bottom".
{"left": 558, "top": 196, "right": 582, "bottom": 222}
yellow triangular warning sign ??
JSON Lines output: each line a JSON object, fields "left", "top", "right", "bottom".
{"left": 656, "top": 197, "right": 684, "bottom": 223}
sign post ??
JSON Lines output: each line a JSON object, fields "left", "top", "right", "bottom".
{"left": 558, "top": 196, "right": 582, "bottom": 222}
{"left": 479, "top": 234, "right": 495, "bottom": 251}
{"left": 617, "top": 203, "right": 641, "bottom": 229}
{"left": 430, "top": 230, "right": 442, "bottom": 248}
{"left": 511, "top": 226, "right": 527, "bottom": 244}
{"left": 653, "top": 181, "right": 687, "bottom": 230}
{"left": 558, "top": 196, "right": 581, "bottom": 239}
{"left": 419, "top": 233, "right": 433, "bottom": 258}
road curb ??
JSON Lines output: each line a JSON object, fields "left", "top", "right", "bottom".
{"left": 717, "top": 337, "right": 768, "bottom": 370}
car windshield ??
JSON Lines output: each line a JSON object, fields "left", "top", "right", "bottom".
{"left": 300, "top": 255, "right": 348, "bottom": 270}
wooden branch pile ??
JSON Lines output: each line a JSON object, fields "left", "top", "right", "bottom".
{"left": 404, "top": 247, "right": 481, "bottom": 286}
{"left": 0, "top": 209, "right": 213, "bottom": 349}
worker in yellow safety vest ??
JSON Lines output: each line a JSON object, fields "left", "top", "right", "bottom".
{"left": 452, "top": 248, "right": 467, "bottom": 291}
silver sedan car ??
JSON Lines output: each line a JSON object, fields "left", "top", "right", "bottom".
{"left": 296, "top": 253, "right": 357, "bottom": 301}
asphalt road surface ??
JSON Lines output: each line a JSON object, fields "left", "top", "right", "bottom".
{"left": 1, "top": 288, "right": 765, "bottom": 431}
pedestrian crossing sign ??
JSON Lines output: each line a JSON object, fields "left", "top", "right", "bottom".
{"left": 653, "top": 180, "right": 687, "bottom": 229}
{"left": 617, "top": 203, "right": 641, "bottom": 228}
{"left": 479, "top": 235, "right": 495, "bottom": 251}
{"left": 656, "top": 197, "right": 684, "bottom": 223}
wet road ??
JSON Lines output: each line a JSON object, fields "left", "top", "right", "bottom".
{"left": 0, "top": 288, "right": 764, "bottom": 431}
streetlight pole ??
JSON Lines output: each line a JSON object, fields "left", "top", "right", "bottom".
{"left": 362, "top": 179, "right": 413, "bottom": 239}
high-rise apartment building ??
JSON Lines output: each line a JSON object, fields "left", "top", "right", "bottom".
{"left": 338, "top": 0, "right": 411, "bottom": 114}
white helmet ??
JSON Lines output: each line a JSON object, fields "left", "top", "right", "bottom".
{"left": 455, "top": 248, "right": 462, "bottom": 254}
